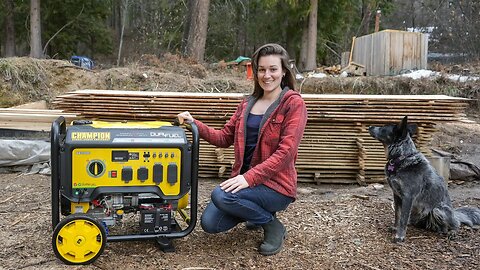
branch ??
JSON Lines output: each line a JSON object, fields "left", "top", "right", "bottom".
{"left": 323, "top": 43, "right": 341, "bottom": 60}
{"left": 42, "top": 5, "right": 85, "bottom": 55}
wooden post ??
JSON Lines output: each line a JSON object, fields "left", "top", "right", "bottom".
{"left": 348, "top": 36, "right": 356, "bottom": 65}
{"left": 374, "top": 9, "right": 381, "bottom": 32}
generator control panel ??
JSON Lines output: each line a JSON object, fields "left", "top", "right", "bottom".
{"left": 60, "top": 121, "right": 192, "bottom": 202}
{"left": 72, "top": 148, "right": 182, "bottom": 195}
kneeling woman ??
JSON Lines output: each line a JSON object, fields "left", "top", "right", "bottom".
{"left": 177, "top": 43, "right": 307, "bottom": 255}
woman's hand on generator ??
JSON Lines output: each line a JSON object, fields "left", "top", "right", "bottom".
{"left": 177, "top": 111, "right": 194, "bottom": 124}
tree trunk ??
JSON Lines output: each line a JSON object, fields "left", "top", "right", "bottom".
{"left": 30, "top": 0, "right": 43, "bottom": 58}
{"left": 185, "top": 0, "right": 210, "bottom": 63}
{"left": 113, "top": 0, "right": 122, "bottom": 40}
{"left": 298, "top": 22, "right": 309, "bottom": 71}
{"left": 4, "top": 0, "right": 16, "bottom": 57}
{"left": 361, "top": 1, "right": 373, "bottom": 35}
{"left": 182, "top": 0, "right": 195, "bottom": 55}
{"left": 304, "top": 0, "right": 318, "bottom": 71}
{"left": 235, "top": 1, "right": 247, "bottom": 57}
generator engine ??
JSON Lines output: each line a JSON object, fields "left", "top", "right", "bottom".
{"left": 51, "top": 117, "right": 198, "bottom": 265}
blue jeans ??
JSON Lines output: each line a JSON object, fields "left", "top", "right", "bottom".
{"left": 200, "top": 185, "right": 293, "bottom": 233}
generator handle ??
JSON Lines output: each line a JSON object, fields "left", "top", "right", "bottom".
{"left": 183, "top": 121, "right": 199, "bottom": 236}
{"left": 51, "top": 116, "right": 66, "bottom": 229}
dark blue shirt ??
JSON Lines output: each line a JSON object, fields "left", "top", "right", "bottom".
{"left": 241, "top": 113, "right": 263, "bottom": 174}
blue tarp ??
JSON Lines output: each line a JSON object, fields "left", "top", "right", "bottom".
{"left": 70, "top": 56, "right": 94, "bottom": 69}
{"left": 232, "top": 56, "right": 251, "bottom": 64}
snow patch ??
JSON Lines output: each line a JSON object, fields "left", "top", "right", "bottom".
{"left": 400, "top": 69, "right": 479, "bottom": 82}
{"left": 308, "top": 72, "right": 328, "bottom": 78}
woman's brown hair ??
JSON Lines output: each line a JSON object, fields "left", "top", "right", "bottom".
{"left": 251, "top": 43, "right": 296, "bottom": 99}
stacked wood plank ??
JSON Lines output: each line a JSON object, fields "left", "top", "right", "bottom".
{"left": 0, "top": 108, "right": 77, "bottom": 131}
{"left": 52, "top": 90, "right": 469, "bottom": 185}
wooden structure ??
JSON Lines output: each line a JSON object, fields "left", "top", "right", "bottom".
{"left": 340, "top": 62, "right": 366, "bottom": 76}
{"left": 51, "top": 90, "right": 469, "bottom": 185}
{"left": 350, "top": 30, "right": 428, "bottom": 76}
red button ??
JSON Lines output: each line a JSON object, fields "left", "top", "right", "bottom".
{"left": 110, "top": 170, "right": 117, "bottom": 178}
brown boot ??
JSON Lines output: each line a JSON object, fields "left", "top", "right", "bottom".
{"left": 259, "top": 217, "right": 286, "bottom": 256}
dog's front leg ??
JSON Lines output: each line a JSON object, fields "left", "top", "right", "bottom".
{"left": 394, "top": 195, "right": 414, "bottom": 243}
{"left": 390, "top": 194, "right": 402, "bottom": 232}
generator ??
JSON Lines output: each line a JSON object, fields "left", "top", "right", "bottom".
{"left": 50, "top": 117, "right": 198, "bottom": 265}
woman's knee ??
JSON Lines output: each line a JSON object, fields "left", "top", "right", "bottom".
{"left": 200, "top": 213, "right": 219, "bottom": 234}
{"left": 211, "top": 186, "right": 235, "bottom": 208}
{"left": 200, "top": 200, "right": 225, "bottom": 234}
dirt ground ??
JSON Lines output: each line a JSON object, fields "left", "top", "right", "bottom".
{"left": 0, "top": 172, "right": 479, "bottom": 270}
{"left": 0, "top": 56, "right": 480, "bottom": 269}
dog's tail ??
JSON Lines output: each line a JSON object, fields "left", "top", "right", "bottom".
{"left": 454, "top": 207, "right": 480, "bottom": 227}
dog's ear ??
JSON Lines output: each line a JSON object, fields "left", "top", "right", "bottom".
{"left": 399, "top": 116, "right": 408, "bottom": 138}
{"left": 407, "top": 123, "right": 417, "bottom": 136}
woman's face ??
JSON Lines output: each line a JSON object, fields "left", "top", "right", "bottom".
{"left": 257, "top": 55, "right": 284, "bottom": 94}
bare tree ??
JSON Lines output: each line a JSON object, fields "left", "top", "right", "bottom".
{"left": 304, "top": 0, "right": 318, "bottom": 71}
{"left": 383, "top": 0, "right": 480, "bottom": 59}
{"left": 117, "top": 0, "right": 129, "bottom": 66}
{"left": 43, "top": 5, "right": 85, "bottom": 56}
{"left": 435, "top": 0, "right": 480, "bottom": 58}
{"left": 3, "top": 0, "right": 16, "bottom": 57}
{"left": 30, "top": 0, "right": 43, "bottom": 58}
{"left": 185, "top": 0, "right": 211, "bottom": 63}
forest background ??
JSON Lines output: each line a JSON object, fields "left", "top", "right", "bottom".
{"left": 1, "top": 0, "right": 479, "bottom": 70}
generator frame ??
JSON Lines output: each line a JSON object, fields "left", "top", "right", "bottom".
{"left": 50, "top": 116, "right": 199, "bottom": 264}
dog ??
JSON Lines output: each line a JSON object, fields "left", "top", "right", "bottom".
{"left": 368, "top": 116, "right": 480, "bottom": 242}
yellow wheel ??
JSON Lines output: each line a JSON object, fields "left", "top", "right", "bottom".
{"left": 52, "top": 214, "right": 106, "bottom": 265}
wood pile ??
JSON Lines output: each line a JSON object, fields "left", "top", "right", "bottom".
{"left": 0, "top": 108, "right": 77, "bottom": 131}
{"left": 317, "top": 65, "right": 343, "bottom": 75}
{"left": 52, "top": 90, "right": 469, "bottom": 185}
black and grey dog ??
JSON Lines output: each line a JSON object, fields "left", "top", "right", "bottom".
{"left": 368, "top": 116, "right": 480, "bottom": 242}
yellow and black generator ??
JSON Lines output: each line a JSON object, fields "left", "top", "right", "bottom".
{"left": 50, "top": 117, "right": 198, "bottom": 265}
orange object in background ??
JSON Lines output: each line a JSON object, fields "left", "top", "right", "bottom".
{"left": 246, "top": 62, "right": 253, "bottom": 80}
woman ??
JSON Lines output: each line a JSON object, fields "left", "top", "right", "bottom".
{"left": 177, "top": 43, "right": 307, "bottom": 256}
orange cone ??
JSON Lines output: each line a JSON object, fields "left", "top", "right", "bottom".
{"left": 246, "top": 62, "right": 253, "bottom": 80}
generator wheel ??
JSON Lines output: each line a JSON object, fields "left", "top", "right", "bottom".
{"left": 52, "top": 214, "right": 106, "bottom": 265}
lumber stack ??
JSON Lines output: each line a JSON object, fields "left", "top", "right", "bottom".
{"left": 0, "top": 108, "right": 77, "bottom": 132}
{"left": 52, "top": 90, "right": 469, "bottom": 185}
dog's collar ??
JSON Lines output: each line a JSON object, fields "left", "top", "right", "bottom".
{"left": 386, "top": 153, "right": 416, "bottom": 176}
